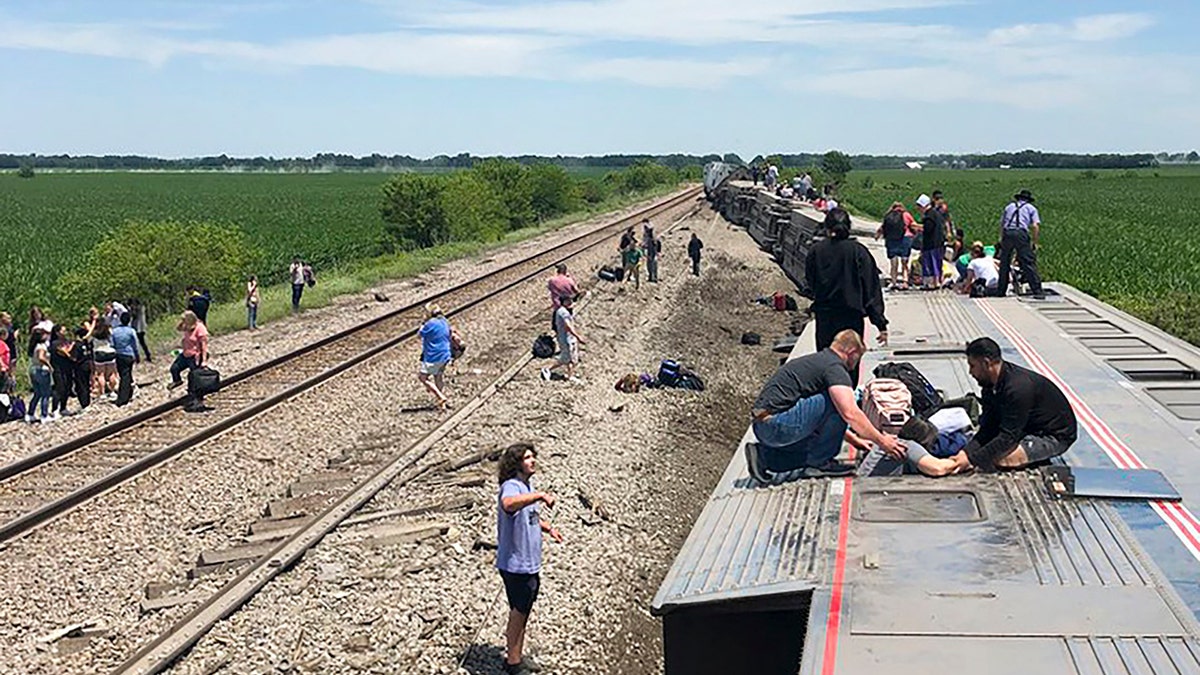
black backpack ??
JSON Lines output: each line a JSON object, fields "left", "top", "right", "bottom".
{"left": 188, "top": 366, "right": 221, "bottom": 397}
{"left": 881, "top": 210, "right": 907, "bottom": 241}
{"left": 532, "top": 335, "right": 556, "bottom": 359}
{"left": 741, "top": 332, "right": 762, "bottom": 345}
{"left": 873, "top": 362, "right": 942, "bottom": 416}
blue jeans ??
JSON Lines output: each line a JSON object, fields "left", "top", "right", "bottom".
{"left": 247, "top": 304, "right": 258, "bottom": 329}
{"left": 170, "top": 353, "right": 198, "bottom": 385}
{"left": 291, "top": 283, "right": 305, "bottom": 311}
{"left": 752, "top": 392, "right": 847, "bottom": 472}
{"left": 29, "top": 367, "right": 52, "bottom": 418}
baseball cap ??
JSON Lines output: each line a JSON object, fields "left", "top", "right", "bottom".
{"left": 915, "top": 194, "right": 932, "bottom": 208}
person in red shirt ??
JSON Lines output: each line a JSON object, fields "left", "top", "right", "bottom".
{"left": 546, "top": 263, "right": 579, "bottom": 329}
{"left": 0, "top": 326, "right": 11, "bottom": 391}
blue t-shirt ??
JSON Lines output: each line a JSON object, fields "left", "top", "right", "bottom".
{"left": 111, "top": 325, "right": 139, "bottom": 357}
{"left": 496, "top": 478, "right": 542, "bottom": 574}
{"left": 419, "top": 317, "right": 451, "bottom": 363}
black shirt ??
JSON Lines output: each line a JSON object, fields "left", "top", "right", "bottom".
{"left": 754, "top": 349, "right": 853, "bottom": 414}
{"left": 922, "top": 207, "right": 946, "bottom": 251}
{"left": 188, "top": 293, "right": 211, "bottom": 323}
{"left": 804, "top": 237, "right": 888, "bottom": 330}
{"left": 49, "top": 338, "right": 74, "bottom": 372}
{"left": 963, "top": 361, "right": 1078, "bottom": 469}
{"left": 688, "top": 237, "right": 703, "bottom": 260}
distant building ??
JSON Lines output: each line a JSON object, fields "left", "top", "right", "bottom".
{"left": 999, "top": 164, "right": 1013, "bottom": 170}
{"left": 905, "top": 161, "right": 924, "bottom": 171}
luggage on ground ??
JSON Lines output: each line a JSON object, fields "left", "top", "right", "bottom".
{"left": 657, "top": 359, "right": 682, "bottom": 387}
{"left": 741, "top": 332, "right": 762, "bottom": 345}
{"left": 932, "top": 393, "right": 982, "bottom": 426}
{"left": 873, "top": 362, "right": 943, "bottom": 416}
{"left": 861, "top": 378, "right": 912, "bottom": 433}
{"left": 598, "top": 267, "right": 619, "bottom": 282}
{"left": 532, "top": 334, "right": 556, "bottom": 359}
{"left": 898, "top": 415, "right": 939, "bottom": 451}
{"left": 188, "top": 366, "right": 221, "bottom": 397}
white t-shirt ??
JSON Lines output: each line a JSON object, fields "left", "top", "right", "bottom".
{"left": 968, "top": 256, "right": 999, "bottom": 288}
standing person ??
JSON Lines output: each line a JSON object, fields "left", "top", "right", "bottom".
{"left": 996, "top": 189, "right": 1045, "bottom": 299}
{"left": 765, "top": 164, "right": 779, "bottom": 190}
{"left": 27, "top": 307, "right": 53, "bottom": 358}
{"left": 0, "top": 312, "right": 17, "bottom": 371}
{"left": 49, "top": 325, "right": 75, "bottom": 419}
{"left": 751, "top": 165, "right": 761, "bottom": 186}
{"left": 801, "top": 172, "right": 813, "bottom": 200}
{"left": 932, "top": 190, "right": 953, "bottom": 229}
{"left": 618, "top": 226, "right": 635, "bottom": 254}
{"left": 70, "top": 326, "right": 94, "bottom": 409}
{"left": 642, "top": 223, "right": 661, "bottom": 283}
{"left": 546, "top": 264, "right": 578, "bottom": 330}
{"left": 104, "top": 300, "right": 128, "bottom": 329}
{"left": 804, "top": 208, "right": 888, "bottom": 382}
{"left": 246, "top": 275, "right": 260, "bottom": 330}
{"left": 186, "top": 287, "right": 212, "bottom": 324}
{"left": 541, "top": 294, "right": 586, "bottom": 382}
{"left": 417, "top": 303, "right": 452, "bottom": 410}
{"left": 168, "top": 310, "right": 208, "bottom": 391}
{"left": 0, "top": 327, "right": 11, "bottom": 395}
{"left": 621, "top": 241, "right": 642, "bottom": 290}
{"left": 687, "top": 233, "right": 704, "bottom": 276}
{"left": 111, "top": 312, "right": 139, "bottom": 406}
{"left": 91, "top": 321, "right": 119, "bottom": 401}
{"left": 876, "top": 201, "right": 915, "bottom": 290}
{"left": 289, "top": 257, "right": 307, "bottom": 313}
{"left": 27, "top": 329, "right": 52, "bottom": 423}
{"left": 129, "top": 299, "right": 152, "bottom": 362}
{"left": 495, "top": 442, "right": 562, "bottom": 675}
{"left": 916, "top": 194, "right": 950, "bottom": 289}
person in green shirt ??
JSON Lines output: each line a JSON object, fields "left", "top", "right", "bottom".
{"left": 621, "top": 245, "right": 642, "bottom": 290}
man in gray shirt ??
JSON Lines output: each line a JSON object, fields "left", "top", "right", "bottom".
{"left": 996, "top": 189, "right": 1044, "bottom": 299}
{"left": 747, "top": 330, "right": 905, "bottom": 481}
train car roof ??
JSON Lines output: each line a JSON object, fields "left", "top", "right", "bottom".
{"left": 653, "top": 194, "right": 1200, "bottom": 673}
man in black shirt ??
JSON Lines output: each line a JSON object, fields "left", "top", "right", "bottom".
{"left": 916, "top": 194, "right": 950, "bottom": 289}
{"left": 950, "top": 337, "right": 1077, "bottom": 472}
{"left": 747, "top": 330, "right": 906, "bottom": 482}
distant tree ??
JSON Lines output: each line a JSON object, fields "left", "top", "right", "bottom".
{"left": 57, "top": 220, "right": 257, "bottom": 318}
{"left": 722, "top": 153, "right": 745, "bottom": 165}
{"left": 527, "top": 164, "right": 578, "bottom": 220}
{"left": 1188, "top": 151, "right": 1200, "bottom": 163}
{"left": 440, "top": 171, "right": 506, "bottom": 242}
{"left": 380, "top": 174, "right": 449, "bottom": 250}
{"left": 765, "top": 154, "right": 784, "bottom": 168}
{"left": 17, "top": 160, "right": 34, "bottom": 178}
{"left": 472, "top": 159, "right": 533, "bottom": 230}
{"left": 821, "top": 150, "right": 853, "bottom": 182}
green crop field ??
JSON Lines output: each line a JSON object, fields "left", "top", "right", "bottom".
{"left": 1, "top": 172, "right": 391, "bottom": 315}
{"left": 840, "top": 166, "right": 1200, "bottom": 344}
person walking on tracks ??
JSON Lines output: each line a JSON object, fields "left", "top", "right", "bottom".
{"left": 621, "top": 238, "right": 642, "bottom": 290}
{"left": 495, "top": 442, "right": 562, "bottom": 675}
{"left": 996, "top": 189, "right": 1045, "bottom": 299}
{"left": 168, "top": 310, "right": 208, "bottom": 391}
{"left": 746, "top": 330, "right": 906, "bottom": 482}
{"left": 546, "top": 263, "right": 578, "bottom": 330}
{"left": 111, "top": 312, "right": 139, "bottom": 406}
{"left": 804, "top": 208, "right": 889, "bottom": 380}
{"left": 417, "top": 303, "right": 453, "bottom": 410}
{"left": 687, "top": 232, "right": 704, "bottom": 276}
{"left": 948, "top": 337, "right": 1076, "bottom": 473}
{"left": 541, "top": 294, "right": 586, "bottom": 382}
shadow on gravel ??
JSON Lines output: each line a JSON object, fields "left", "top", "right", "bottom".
{"left": 460, "top": 644, "right": 506, "bottom": 675}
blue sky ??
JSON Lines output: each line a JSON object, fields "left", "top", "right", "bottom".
{"left": 0, "top": 0, "right": 1196, "bottom": 158}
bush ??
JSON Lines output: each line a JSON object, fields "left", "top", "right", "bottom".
{"left": 1078, "top": 170, "right": 1099, "bottom": 180}
{"left": 381, "top": 173, "right": 449, "bottom": 249}
{"left": 527, "top": 164, "right": 579, "bottom": 219}
{"left": 17, "top": 162, "right": 34, "bottom": 179}
{"left": 441, "top": 171, "right": 506, "bottom": 243}
{"left": 579, "top": 179, "right": 609, "bottom": 205}
{"left": 471, "top": 159, "right": 533, "bottom": 231}
{"left": 57, "top": 220, "right": 257, "bottom": 319}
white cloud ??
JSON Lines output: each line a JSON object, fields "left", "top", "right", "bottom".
{"left": 988, "top": 12, "right": 1155, "bottom": 46}
{"left": 572, "top": 56, "right": 772, "bottom": 88}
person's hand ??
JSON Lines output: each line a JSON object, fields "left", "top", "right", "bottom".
{"left": 880, "top": 434, "right": 906, "bottom": 459}
{"left": 548, "top": 527, "right": 563, "bottom": 544}
{"left": 539, "top": 492, "right": 556, "bottom": 509}
{"left": 877, "top": 330, "right": 889, "bottom": 346}
{"left": 950, "top": 451, "right": 973, "bottom": 474}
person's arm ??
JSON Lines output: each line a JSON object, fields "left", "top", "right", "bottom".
{"left": 1031, "top": 212, "right": 1041, "bottom": 248}
{"left": 859, "top": 250, "right": 888, "bottom": 341}
{"left": 540, "top": 519, "right": 563, "bottom": 543}
{"left": 828, "top": 385, "right": 905, "bottom": 457}
{"left": 196, "top": 331, "right": 209, "bottom": 367}
{"left": 960, "top": 269, "right": 976, "bottom": 294}
{"left": 962, "top": 387, "right": 1031, "bottom": 469}
{"left": 564, "top": 318, "right": 586, "bottom": 344}
{"left": 502, "top": 490, "right": 555, "bottom": 514}
{"left": 802, "top": 247, "right": 817, "bottom": 299}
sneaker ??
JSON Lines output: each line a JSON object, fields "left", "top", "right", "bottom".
{"left": 802, "top": 459, "right": 856, "bottom": 478}
{"left": 521, "top": 655, "right": 543, "bottom": 673}
{"left": 504, "top": 662, "right": 533, "bottom": 675}
{"left": 568, "top": 376, "right": 583, "bottom": 385}
{"left": 24, "top": 414, "right": 34, "bottom": 424}
{"left": 51, "top": 411, "right": 61, "bottom": 422}
{"left": 167, "top": 380, "right": 183, "bottom": 391}
{"left": 743, "top": 442, "right": 772, "bottom": 484}
{"left": 540, "top": 367, "right": 551, "bottom": 381}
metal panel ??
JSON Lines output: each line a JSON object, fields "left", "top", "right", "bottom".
{"left": 1146, "top": 387, "right": 1200, "bottom": 420}
{"left": 1107, "top": 357, "right": 1198, "bottom": 382}
{"left": 1060, "top": 320, "right": 1128, "bottom": 336}
{"left": 651, "top": 480, "right": 831, "bottom": 613}
{"left": 1079, "top": 336, "right": 1165, "bottom": 356}
{"left": 855, "top": 490, "right": 983, "bottom": 522}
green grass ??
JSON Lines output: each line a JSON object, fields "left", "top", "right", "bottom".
{"left": 840, "top": 166, "right": 1200, "bottom": 344}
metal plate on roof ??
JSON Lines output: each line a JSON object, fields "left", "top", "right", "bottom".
{"left": 1059, "top": 320, "right": 1128, "bottom": 336}
{"left": 1107, "top": 357, "right": 1198, "bottom": 382}
{"left": 1079, "top": 336, "right": 1164, "bottom": 356}
{"left": 1047, "top": 467, "right": 1182, "bottom": 502}
{"left": 1146, "top": 387, "right": 1200, "bottom": 421}
{"left": 1038, "top": 308, "right": 1100, "bottom": 321}
{"left": 854, "top": 490, "right": 983, "bottom": 522}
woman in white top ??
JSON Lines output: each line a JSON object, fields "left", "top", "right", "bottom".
{"left": 246, "top": 275, "right": 260, "bottom": 329}
{"left": 960, "top": 241, "right": 1001, "bottom": 297}
{"left": 91, "top": 321, "right": 119, "bottom": 400}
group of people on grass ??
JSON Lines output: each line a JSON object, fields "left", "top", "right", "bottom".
{"left": 875, "top": 188, "right": 1045, "bottom": 299}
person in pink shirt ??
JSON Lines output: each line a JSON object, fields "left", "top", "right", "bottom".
{"left": 168, "top": 310, "right": 208, "bottom": 391}
{"left": 546, "top": 263, "right": 579, "bottom": 329}
{"left": 0, "top": 326, "right": 11, "bottom": 392}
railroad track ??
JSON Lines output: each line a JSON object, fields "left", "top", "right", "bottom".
{"left": 0, "top": 187, "right": 702, "bottom": 546}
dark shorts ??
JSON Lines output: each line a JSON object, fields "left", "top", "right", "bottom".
{"left": 1018, "top": 434, "right": 1071, "bottom": 464}
{"left": 500, "top": 570, "right": 540, "bottom": 614}
{"left": 885, "top": 237, "right": 912, "bottom": 259}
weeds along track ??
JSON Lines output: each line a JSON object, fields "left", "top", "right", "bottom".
{"left": 0, "top": 187, "right": 702, "bottom": 547}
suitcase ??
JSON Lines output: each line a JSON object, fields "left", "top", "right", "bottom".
{"left": 188, "top": 366, "right": 221, "bottom": 397}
